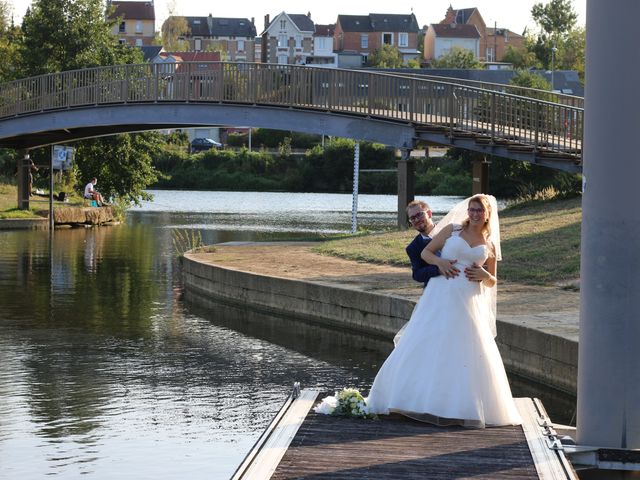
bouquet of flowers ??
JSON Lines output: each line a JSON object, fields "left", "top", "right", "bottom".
{"left": 313, "top": 388, "right": 374, "bottom": 419}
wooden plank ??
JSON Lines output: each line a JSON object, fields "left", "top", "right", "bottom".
{"left": 271, "top": 402, "right": 541, "bottom": 479}
{"left": 516, "top": 397, "right": 579, "bottom": 480}
{"left": 237, "top": 389, "right": 319, "bottom": 480}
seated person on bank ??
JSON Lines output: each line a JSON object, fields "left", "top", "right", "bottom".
{"left": 84, "top": 177, "right": 107, "bottom": 206}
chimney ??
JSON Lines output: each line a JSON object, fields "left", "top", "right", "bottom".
{"left": 264, "top": 14, "right": 270, "bottom": 30}
{"left": 307, "top": 11, "right": 311, "bottom": 18}
{"left": 251, "top": 17, "right": 255, "bottom": 25}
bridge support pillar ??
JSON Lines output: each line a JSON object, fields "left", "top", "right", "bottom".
{"left": 397, "top": 149, "right": 414, "bottom": 229}
{"left": 577, "top": 0, "right": 640, "bottom": 453}
{"left": 471, "top": 156, "right": 490, "bottom": 194}
{"left": 17, "top": 150, "right": 30, "bottom": 210}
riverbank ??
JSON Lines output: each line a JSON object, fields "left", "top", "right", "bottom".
{"left": 183, "top": 242, "right": 579, "bottom": 395}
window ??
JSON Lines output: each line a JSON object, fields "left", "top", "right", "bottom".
{"left": 316, "top": 37, "right": 326, "bottom": 50}
{"left": 135, "top": 20, "right": 142, "bottom": 33}
{"left": 361, "top": 54, "right": 368, "bottom": 65}
{"left": 382, "top": 33, "right": 393, "bottom": 45}
{"left": 119, "top": 21, "right": 126, "bottom": 33}
{"left": 135, "top": 38, "right": 143, "bottom": 46}
{"left": 118, "top": 38, "right": 126, "bottom": 44}
{"left": 278, "top": 54, "right": 288, "bottom": 64}
{"left": 280, "top": 19, "right": 286, "bottom": 30}
{"left": 486, "top": 47, "right": 494, "bottom": 62}
{"left": 278, "top": 35, "right": 287, "bottom": 48}
{"left": 195, "top": 38, "right": 202, "bottom": 51}
{"left": 237, "top": 39, "right": 245, "bottom": 51}
{"left": 399, "top": 32, "right": 408, "bottom": 47}
{"left": 360, "top": 34, "right": 368, "bottom": 49}
{"left": 295, "top": 35, "right": 302, "bottom": 48}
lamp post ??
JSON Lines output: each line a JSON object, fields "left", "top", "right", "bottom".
{"left": 551, "top": 43, "right": 557, "bottom": 91}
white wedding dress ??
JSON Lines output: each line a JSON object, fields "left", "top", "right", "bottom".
{"left": 366, "top": 228, "right": 521, "bottom": 428}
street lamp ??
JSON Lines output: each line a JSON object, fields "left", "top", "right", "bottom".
{"left": 551, "top": 43, "right": 558, "bottom": 92}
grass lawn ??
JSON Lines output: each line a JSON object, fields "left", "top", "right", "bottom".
{"left": 0, "top": 182, "right": 85, "bottom": 219}
{"left": 314, "top": 197, "right": 582, "bottom": 285}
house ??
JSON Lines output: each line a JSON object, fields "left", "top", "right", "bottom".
{"left": 107, "top": 0, "right": 155, "bottom": 47}
{"left": 173, "top": 15, "right": 257, "bottom": 62}
{"left": 423, "top": 23, "right": 481, "bottom": 62}
{"left": 334, "top": 13, "right": 421, "bottom": 65}
{"left": 306, "top": 24, "right": 337, "bottom": 68}
{"left": 439, "top": 6, "right": 524, "bottom": 62}
{"left": 261, "top": 12, "right": 315, "bottom": 65}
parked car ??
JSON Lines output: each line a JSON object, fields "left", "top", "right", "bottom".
{"left": 190, "top": 138, "right": 223, "bottom": 153}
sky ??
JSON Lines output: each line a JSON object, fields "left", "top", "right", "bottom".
{"left": 7, "top": 0, "right": 586, "bottom": 36}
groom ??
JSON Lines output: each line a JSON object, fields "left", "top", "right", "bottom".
{"left": 405, "top": 200, "right": 458, "bottom": 286}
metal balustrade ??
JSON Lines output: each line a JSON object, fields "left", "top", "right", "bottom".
{"left": 0, "top": 62, "right": 583, "bottom": 164}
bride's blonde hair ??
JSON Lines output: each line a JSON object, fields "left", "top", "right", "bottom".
{"left": 462, "top": 194, "right": 492, "bottom": 239}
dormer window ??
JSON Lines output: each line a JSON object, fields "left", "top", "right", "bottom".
{"left": 280, "top": 19, "right": 286, "bottom": 30}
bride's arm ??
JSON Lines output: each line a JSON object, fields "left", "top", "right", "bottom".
{"left": 420, "top": 224, "right": 459, "bottom": 278}
{"left": 464, "top": 246, "right": 497, "bottom": 287}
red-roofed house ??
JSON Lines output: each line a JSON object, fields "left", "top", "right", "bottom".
{"left": 107, "top": 0, "right": 155, "bottom": 47}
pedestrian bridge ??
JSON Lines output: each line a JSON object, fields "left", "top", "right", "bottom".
{"left": 0, "top": 62, "right": 583, "bottom": 172}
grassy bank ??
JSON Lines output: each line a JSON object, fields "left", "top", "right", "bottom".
{"left": 314, "top": 197, "right": 581, "bottom": 285}
{"left": 0, "top": 182, "right": 87, "bottom": 219}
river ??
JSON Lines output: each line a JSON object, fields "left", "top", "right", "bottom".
{"left": 0, "top": 191, "right": 574, "bottom": 479}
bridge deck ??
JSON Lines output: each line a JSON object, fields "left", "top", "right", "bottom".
{"left": 234, "top": 390, "right": 577, "bottom": 479}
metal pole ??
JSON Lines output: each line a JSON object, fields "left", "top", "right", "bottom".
{"left": 551, "top": 43, "right": 557, "bottom": 91}
{"left": 577, "top": 0, "right": 640, "bottom": 450}
{"left": 351, "top": 142, "right": 360, "bottom": 234}
{"left": 248, "top": 128, "right": 252, "bottom": 152}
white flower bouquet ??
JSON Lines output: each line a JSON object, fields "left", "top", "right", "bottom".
{"left": 313, "top": 388, "right": 374, "bottom": 419}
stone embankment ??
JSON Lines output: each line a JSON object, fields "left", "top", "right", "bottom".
{"left": 182, "top": 242, "right": 580, "bottom": 396}
{"left": 53, "top": 206, "right": 115, "bottom": 225}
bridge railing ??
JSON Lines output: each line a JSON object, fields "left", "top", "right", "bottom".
{"left": 0, "top": 62, "right": 582, "bottom": 158}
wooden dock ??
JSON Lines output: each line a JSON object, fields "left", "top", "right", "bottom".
{"left": 233, "top": 389, "right": 577, "bottom": 480}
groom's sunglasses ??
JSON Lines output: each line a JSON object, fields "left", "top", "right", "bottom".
{"left": 408, "top": 211, "right": 427, "bottom": 223}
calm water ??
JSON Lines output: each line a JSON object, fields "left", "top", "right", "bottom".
{"left": 0, "top": 191, "right": 574, "bottom": 479}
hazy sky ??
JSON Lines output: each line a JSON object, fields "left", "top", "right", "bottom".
{"left": 7, "top": 0, "right": 586, "bottom": 35}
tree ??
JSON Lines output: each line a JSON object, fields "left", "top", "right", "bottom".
{"left": 161, "top": 16, "right": 190, "bottom": 51}
{"left": 368, "top": 44, "right": 403, "bottom": 68}
{"left": 501, "top": 45, "right": 540, "bottom": 69}
{"left": 530, "top": 0, "right": 578, "bottom": 69}
{"left": 509, "top": 70, "right": 551, "bottom": 91}
{"left": 430, "top": 46, "right": 481, "bottom": 69}
{"left": 557, "top": 27, "right": 585, "bottom": 82}
{"left": 0, "top": 0, "right": 21, "bottom": 81}
{"left": 74, "top": 132, "right": 162, "bottom": 205}
{"left": 20, "top": 0, "right": 142, "bottom": 76}
{"left": 531, "top": 0, "right": 578, "bottom": 37}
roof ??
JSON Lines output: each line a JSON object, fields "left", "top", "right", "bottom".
{"left": 486, "top": 27, "right": 523, "bottom": 38}
{"left": 108, "top": 1, "right": 155, "bottom": 20}
{"left": 455, "top": 8, "right": 478, "bottom": 24}
{"left": 161, "top": 51, "right": 221, "bottom": 62}
{"left": 429, "top": 23, "right": 480, "bottom": 39}
{"left": 182, "top": 16, "right": 257, "bottom": 37}
{"left": 314, "top": 24, "right": 335, "bottom": 37}
{"left": 139, "top": 45, "right": 162, "bottom": 61}
{"left": 338, "top": 13, "right": 419, "bottom": 33}
{"left": 287, "top": 14, "right": 315, "bottom": 32}
{"left": 210, "top": 17, "right": 256, "bottom": 37}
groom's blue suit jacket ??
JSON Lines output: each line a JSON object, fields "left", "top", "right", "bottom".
{"left": 406, "top": 234, "right": 440, "bottom": 287}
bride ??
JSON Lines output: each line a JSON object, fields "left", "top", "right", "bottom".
{"left": 366, "top": 194, "right": 521, "bottom": 427}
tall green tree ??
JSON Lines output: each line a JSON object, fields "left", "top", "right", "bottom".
{"left": 20, "top": 0, "right": 141, "bottom": 76}
{"left": 0, "top": 0, "right": 20, "bottom": 82}
{"left": 368, "top": 44, "right": 403, "bottom": 68}
{"left": 529, "top": 0, "right": 578, "bottom": 69}
{"left": 430, "top": 46, "right": 482, "bottom": 69}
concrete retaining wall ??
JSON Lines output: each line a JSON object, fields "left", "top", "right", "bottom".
{"left": 0, "top": 217, "right": 48, "bottom": 230}
{"left": 182, "top": 254, "right": 578, "bottom": 395}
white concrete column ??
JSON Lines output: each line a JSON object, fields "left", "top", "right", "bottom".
{"left": 577, "top": 0, "right": 640, "bottom": 449}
